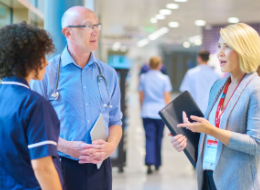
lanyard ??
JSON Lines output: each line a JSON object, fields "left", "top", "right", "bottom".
{"left": 215, "top": 74, "right": 246, "bottom": 128}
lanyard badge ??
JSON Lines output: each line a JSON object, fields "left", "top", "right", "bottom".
{"left": 215, "top": 74, "right": 246, "bottom": 128}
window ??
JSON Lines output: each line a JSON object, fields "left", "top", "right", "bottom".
{"left": 0, "top": 2, "right": 12, "bottom": 28}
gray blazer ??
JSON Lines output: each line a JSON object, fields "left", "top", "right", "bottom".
{"left": 196, "top": 72, "right": 260, "bottom": 190}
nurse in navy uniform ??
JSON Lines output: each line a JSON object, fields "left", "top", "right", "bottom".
{"left": 0, "top": 22, "right": 64, "bottom": 190}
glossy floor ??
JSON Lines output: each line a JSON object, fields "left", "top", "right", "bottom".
{"left": 112, "top": 66, "right": 197, "bottom": 190}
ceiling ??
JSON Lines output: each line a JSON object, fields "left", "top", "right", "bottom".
{"left": 98, "top": 0, "right": 260, "bottom": 48}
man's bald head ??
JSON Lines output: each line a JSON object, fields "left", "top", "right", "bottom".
{"left": 61, "top": 6, "right": 96, "bottom": 28}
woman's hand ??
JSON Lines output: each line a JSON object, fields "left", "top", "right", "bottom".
{"left": 168, "top": 111, "right": 190, "bottom": 152}
{"left": 178, "top": 112, "right": 215, "bottom": 135}
{"left": 169, "top": 133, "right": 187, "bottom": 152}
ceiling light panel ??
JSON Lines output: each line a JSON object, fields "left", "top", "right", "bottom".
{"left": 174, "top": 0, "right": 187, "bottom": 2}
{"left": 195, "top": 20, "right": 206, "bottom": 26}
{"left": 137, "top": 39, "right": 149, "bottom": 47}
{"left": 183, "top": 41, "right": 190, "bottom": 48}
{"left": 156, "top": 14, "right": 166, "bottom": 20}
{"left": 150, "top": 18, "right": 157, "bottom": 23}
{"left": 160, "top": 9, "right": 172, "bottom": 15}
{"left": 168, "top": 22, "right": 179, "bottom": 28}
{"left": 148, "top": 27, "right": 169, "bottom": 41}
{"left": 228, "top": 17, "right": 240, "bottom": 23}
{"left": 166, "top": 3, "right": 179, "bottom": 9}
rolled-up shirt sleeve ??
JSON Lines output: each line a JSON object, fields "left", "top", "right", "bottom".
{"left": 227, "top": 84, "right": 260, "bottom": 155}
{"left": 108, "top": 70, "right": 123, "bottom": 127}
{"left": 25, "top": 98, "right": 60, "bottom": 160}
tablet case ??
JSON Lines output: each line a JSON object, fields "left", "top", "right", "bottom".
{"left": 90, "top": 114, "right": 107, "bottom": 169}
{"left": 159, "top": 91, "right": 204, "bottom": 168}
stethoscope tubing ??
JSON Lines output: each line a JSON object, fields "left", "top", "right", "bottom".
{"left": 51, "top": 53, "right": 112, "bottom": 108}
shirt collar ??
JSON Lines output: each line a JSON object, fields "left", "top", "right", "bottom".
{"left": 2, "top": 76, "right": 30, "bottom": 87}
{"left": 60, "top": 46, "right": 97, "bottom": 68}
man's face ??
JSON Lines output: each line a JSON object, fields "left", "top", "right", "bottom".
{"left": 69, "top": 13, "right": 99, "bottom": 52}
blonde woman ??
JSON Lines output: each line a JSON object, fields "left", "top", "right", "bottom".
{"left": 170, "top": 23, "right": 260, "bottom": 190}
{"left": 139, "top": 56, "right": 172, "bottom": 174}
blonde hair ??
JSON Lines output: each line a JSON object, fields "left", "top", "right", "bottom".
{"left": 220, "top": 23, "right": 260, "bottom": 73}
{"left": 149, "top": 56, "right": 161, "bottom": 69}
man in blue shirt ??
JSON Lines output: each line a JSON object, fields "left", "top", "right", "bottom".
{"left": 31, "top": 6, "right": 123, "bottom": 190}
{"left": 180, "top": 50, "right": 221, "bottom": 114}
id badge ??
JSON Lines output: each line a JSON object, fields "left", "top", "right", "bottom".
{"left": 204, "top": 137, "right": 218, "bottom": 163}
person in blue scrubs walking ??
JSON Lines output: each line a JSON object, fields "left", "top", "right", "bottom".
{"left": 0, "top": 22, "right": 64, "bottom": 190}
{"left": 138, "top": 56, "right": 172, "bottom": 174}
{"left": 30, "top": 6, "right": 123, "bottom": 190}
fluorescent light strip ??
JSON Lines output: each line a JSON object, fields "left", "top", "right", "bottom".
{"left": 137, "top": 39, "right": 149, "bottom": 47}
{"left": 166, "top": 3, "right": 179, "bottom": 9}
{"left": 160, "top": 9, "right": 172, "bottom": 15}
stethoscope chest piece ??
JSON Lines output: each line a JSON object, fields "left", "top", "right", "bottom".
{"left": 51, "top": 91, "right": 59, "bottom": 100}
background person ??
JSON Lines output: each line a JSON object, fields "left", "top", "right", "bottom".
{"left": 138, "top": 56, "right": 172, "bottom": 174}
{"left": 0, "top": 22, "right": 63, "bottom": 190}
{"left": 180, "top": 50, "right": 221, "bottom": 114}
{"left": 170, "top": 23, "right": 260, "bottom": 190}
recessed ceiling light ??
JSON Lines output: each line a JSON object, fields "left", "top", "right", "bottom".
{"left": 195, "top": 20, "right": 206, "bottom": 26}
{"left": 228, "top": 17, "right": 240, "bottom": 23}
{"left": 159, "top": 27, "right": 169, "bottom": 34}
{"left": 194, "top": 39, "right": 202, "bottom": 46}
{"left": 137, "top": 39, "right": 149, "bottom": 47}
{"left": 166, "top": 3, "right": 179, "bottom": 9}
{"left": 156, "top": 14, "right": 166, "bottom": 20}
{"left": 160, "top": 9, "right": 172, "bottom": 15}
{"left": 183, "top": 41, "right": 190, "bottom": 48}
{"left": 168, "top": 22, "right": 179, "bottom": 28}
{"left": 150, "top": 18, "right": 157, "bottom": 23}
{"left": 112, "top": 42, "right": 121, "bottom": 51}
{"left": 148, "top": 27, "right": 169, "bottom": 40}
{"left": 174, "top": 0, "right": 187, "bottom": 2}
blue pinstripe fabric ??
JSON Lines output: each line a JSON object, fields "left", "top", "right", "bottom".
{"left": 30, "top": 46, "right": 122, "bottom": 160}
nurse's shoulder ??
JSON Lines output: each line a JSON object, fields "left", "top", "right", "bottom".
{"left": 22, "top": 88, "right": 57, "bottom": 118}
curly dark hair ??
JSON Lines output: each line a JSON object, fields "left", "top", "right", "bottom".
{"left": 0, "top": 21, "right": 55, "bottom": 78}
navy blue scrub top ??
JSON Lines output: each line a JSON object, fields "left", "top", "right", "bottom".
{"left": 0, "top": 77, "right": 64, "bottom": 190}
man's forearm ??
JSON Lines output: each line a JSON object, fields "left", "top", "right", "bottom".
{"left": 108, "top": 125, "right": 122, "bottom": 149}
{"left": 57, "top": 137, "right": 92, "bottom": 159}
{"left": 57, "top": 137, "right": 69, "bottom": 154}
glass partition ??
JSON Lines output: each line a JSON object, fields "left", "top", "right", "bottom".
{"left": 0, "top": 2, "right": 12, "bottom": 28}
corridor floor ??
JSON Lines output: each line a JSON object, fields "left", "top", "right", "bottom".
{"left": 112, "top": 88, "right": 197, "bottom": 190}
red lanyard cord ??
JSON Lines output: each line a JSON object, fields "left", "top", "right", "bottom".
{"left": 215, "top": 74, "right": 246, "bottom": 128}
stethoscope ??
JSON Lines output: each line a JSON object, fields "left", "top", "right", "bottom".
{"left": 51, "top": 54, "right": 112, "bottom": 108}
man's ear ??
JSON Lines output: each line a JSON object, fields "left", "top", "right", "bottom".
{"left": 62, "top": 28, "right": 72, "bottom": 39}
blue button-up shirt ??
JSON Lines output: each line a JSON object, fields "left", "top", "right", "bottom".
{"left": 0, "top": 76, "right": 64, "bottom": 189}
{"left": 30, "top": 47, "right": 122, "bottom": 160}
{"left": 138, "top": 70, "right": 172, "bottom": 119}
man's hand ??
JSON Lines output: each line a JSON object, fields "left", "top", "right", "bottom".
{"left": 67, "top": 141, "right": 95, "bottom": 159}
{"left": 79, "top": 139, "right": 116, "bottom": 164}
{"left": 58, "top": 138, "right": 93, "bottom": 159}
